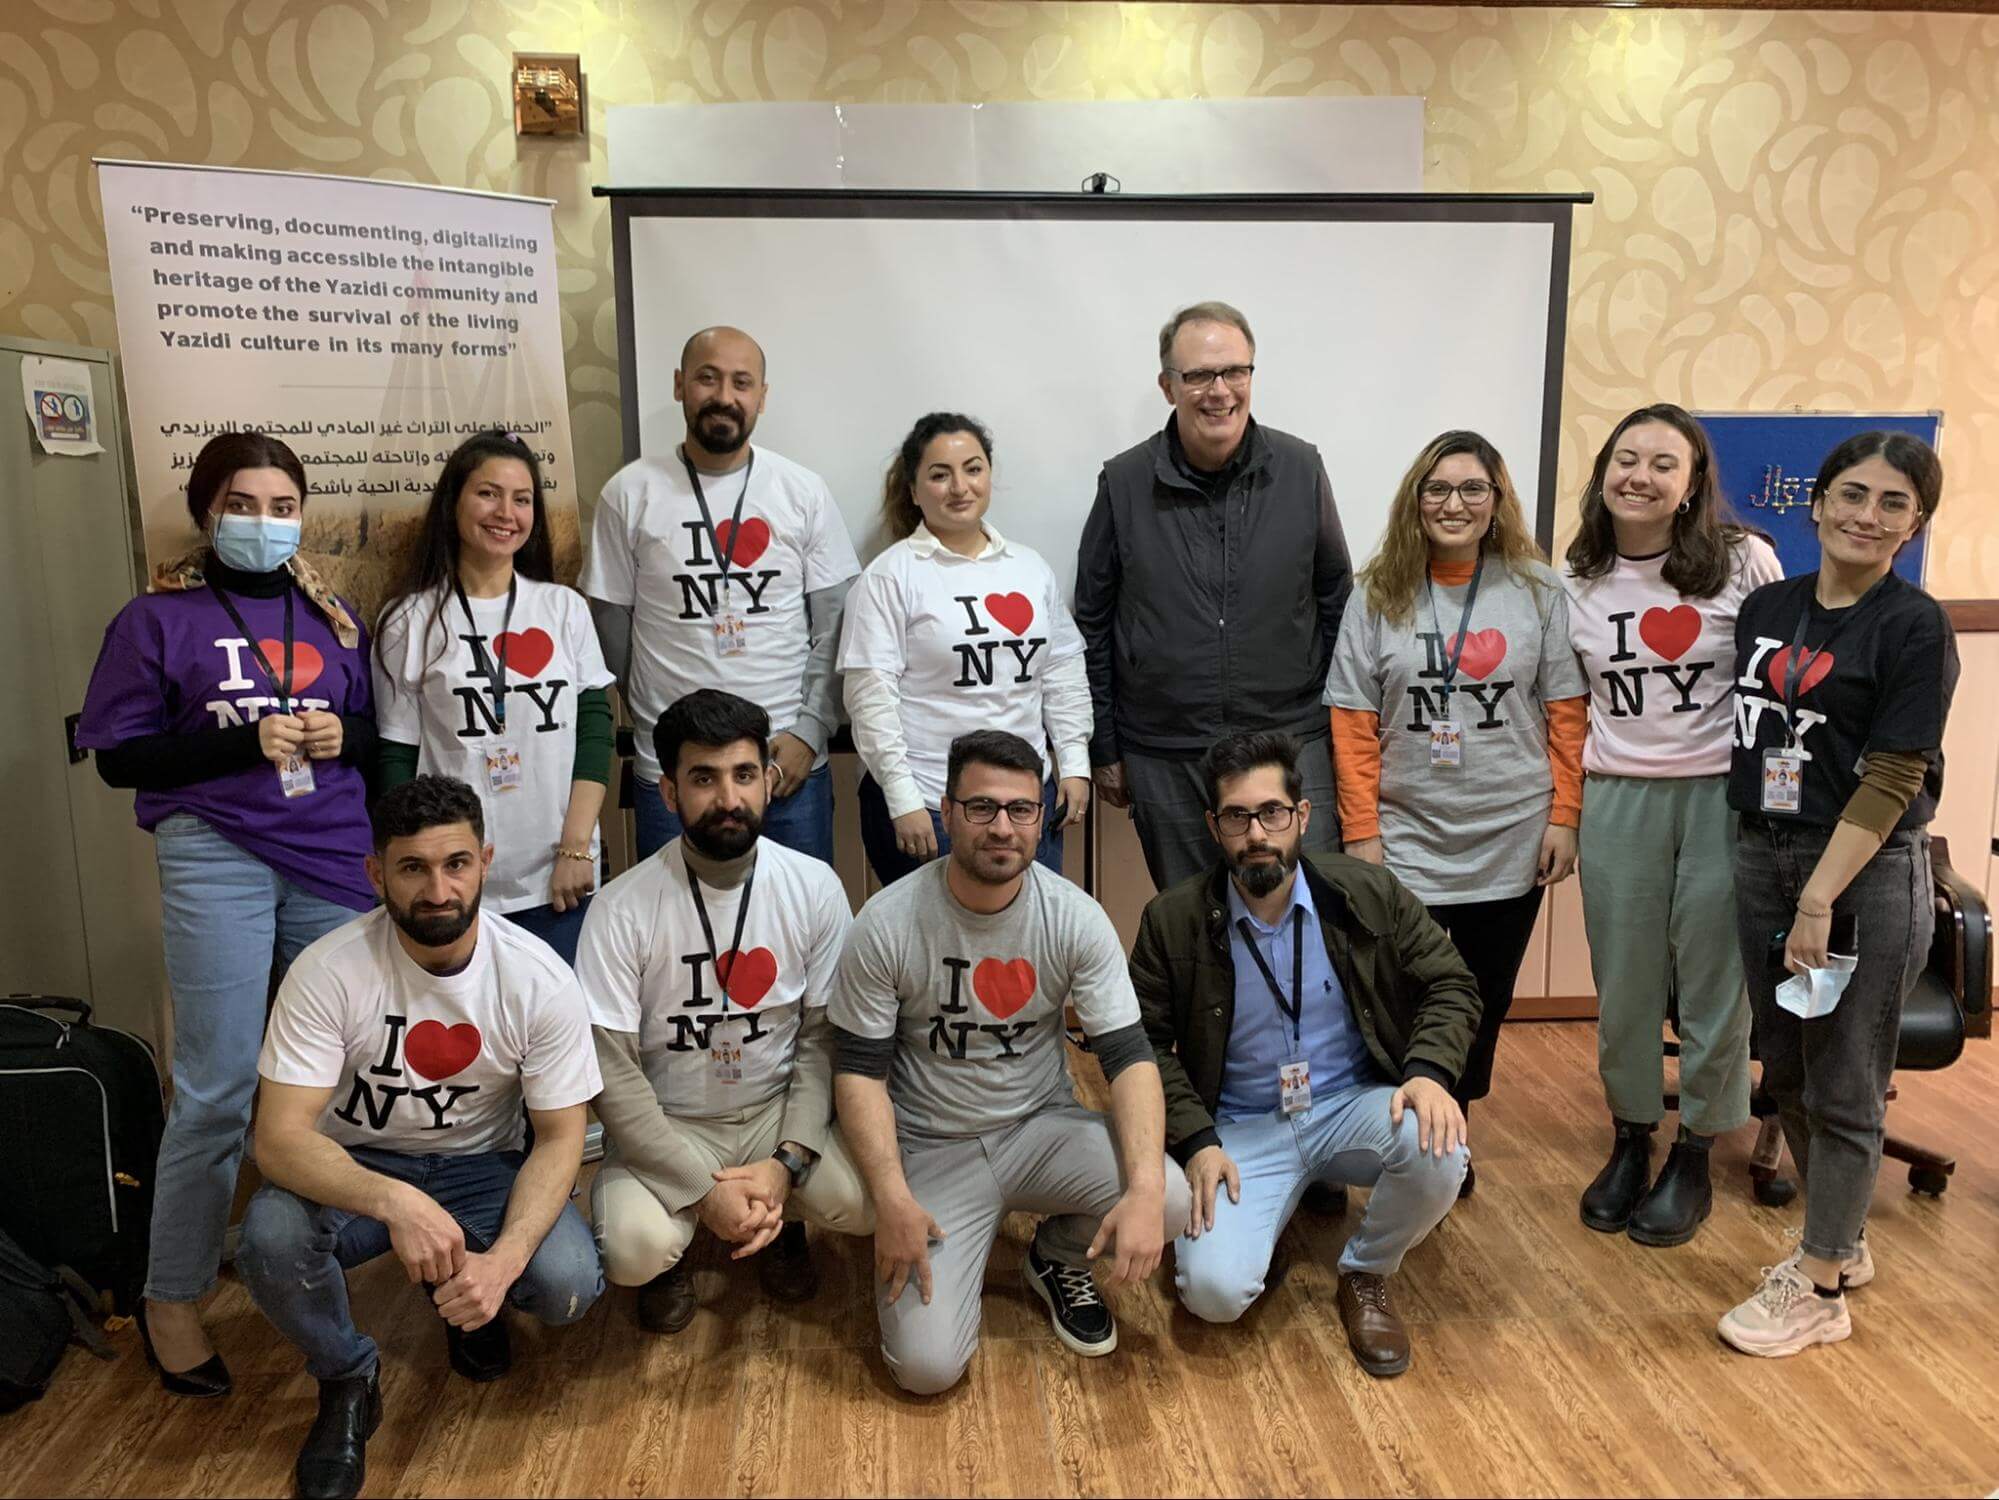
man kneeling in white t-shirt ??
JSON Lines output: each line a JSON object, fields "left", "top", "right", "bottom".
{"left": 578, "top": 688, "right": 873, "bottom": 1334}
{"left": 238, "top": 775, "right": 604, "bottom": 1500}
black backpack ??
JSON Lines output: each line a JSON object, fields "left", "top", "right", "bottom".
{"left": 0, "top": 1227, "right": 110, "bottom": 1413}
{"left": 0, "top": 996, "right": 166, "bottom": 1314}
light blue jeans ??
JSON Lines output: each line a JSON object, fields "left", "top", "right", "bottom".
{"left": 238, "top": 1146, "right": 602, "bottom": 1382}
{"left": 147, "top": 813, "right": 362, "bottom": 1303}
{"left": 1174, "top": 1082, "right": 1467, "bottom": 1324}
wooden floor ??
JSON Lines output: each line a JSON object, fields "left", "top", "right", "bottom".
{"left": 11, "top": 1021, "right": 1999, "bottom": 1499}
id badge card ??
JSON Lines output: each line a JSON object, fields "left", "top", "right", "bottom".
{"left": 1279, "top": 1059, "right": 1312, "bottom": 1116}
{"left": 483, "top": 739, "right": 524, "bottom": 795}
{"left": 714, "top": 609, "right": 748, "bottom": 659}
{"left": 709, "top": 1036, "right": 745, "bottom": 1084}
{"left": 1761, "top": 747, "right": 1803, "bottom": 814}
{"left": 277, "top": 754, "right": 316, "bottom": 799}
{"left": 1429, "top": 719, "right": 1463, "bottom": 769}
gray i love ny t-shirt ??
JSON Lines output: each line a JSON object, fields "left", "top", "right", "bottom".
{"left": 831, "top": 861, "right": 1141, "bottom": 1139}
{"left": 1324, "top": 560, "right": 1585, "bottom": 904}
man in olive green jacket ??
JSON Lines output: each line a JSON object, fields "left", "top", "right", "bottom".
{"left": 1129, "top": 731, "right": 1481, "bottom": 1377}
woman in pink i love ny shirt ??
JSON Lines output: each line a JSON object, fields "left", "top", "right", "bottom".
{"left": 76, "top": 430, "right": 376, "bottom": 1396}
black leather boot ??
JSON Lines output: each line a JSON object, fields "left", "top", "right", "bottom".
{"left": 445, "top": 1314, "right": 512, "bottom": 1382}
{"left": 1626, "top": 1128, "right": 1713, "bottom": 1247}
{"left": 1579, "top": 1119, "right": 1655, "bottom": 1233}
{"left": 295, "top": 1367, "right": 382, "bottom": 1500}
{"left": 636, "top": 1261, "right": 697, "bottom": 1335}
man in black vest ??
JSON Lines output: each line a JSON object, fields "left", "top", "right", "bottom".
{"left": 1074, "top": 300, "right": 1353, "bottom": 891}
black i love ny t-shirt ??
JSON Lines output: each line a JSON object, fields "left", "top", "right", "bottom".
{"left": 1728, "top": 572, "right": 1958, "bottom": 831}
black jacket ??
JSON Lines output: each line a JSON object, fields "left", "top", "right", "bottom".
{"left": 1073, "top": 417, "right": 1352, "bottom": 763}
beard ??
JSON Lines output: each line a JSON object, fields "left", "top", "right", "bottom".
{"left": 684, "top": 802, "right": 762, "bottom": 860}
{"left": 691, "top": 399, "right": 752, "bottom": 455}
{"left": 1229, "top": 840, "right": 1298, "bottom": 898}
{"left": 952, "top": 833, "right": 1032, "bottom": 887}
{"left": 387, "top": 883, "right": 482, "bottom": 949}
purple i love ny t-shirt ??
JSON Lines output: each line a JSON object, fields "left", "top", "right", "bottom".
{"left": 76, "top": 586, "right": 377, "bottom": 910}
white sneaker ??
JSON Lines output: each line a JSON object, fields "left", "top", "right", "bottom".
{"left": 1777, "top": 1228, "right": 1875, "bottom": 1289}
{"left": 1718, "top": 1263, "right": 1852, "bottom": 1357}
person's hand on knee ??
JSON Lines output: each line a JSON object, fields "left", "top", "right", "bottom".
{"left": 1389, "top": 1076, "right": 1466, "bottom": 1158}
{"left": 1183, "top": 1145, "right": 1240, "bottom": 1239}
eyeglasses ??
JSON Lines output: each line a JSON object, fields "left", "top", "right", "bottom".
{"left": 1824, "top": 483, "right": 1916, "bottom": 521}
{"left": 1165, "top": 364, "right": 1255, "bottom": 392}
{"left": 1213, "top": 803, "right": 1298, "bottom": 836}
{"left": 1419, "top": 479, "right": 1495, "bottom": 508}
{"left": 947, "top": 796, "right": 1046, "bottom": 826}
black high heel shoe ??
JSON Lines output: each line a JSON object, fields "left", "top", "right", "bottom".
{"left": 135, "top": 1302, "right": 233, "bottom": 1398}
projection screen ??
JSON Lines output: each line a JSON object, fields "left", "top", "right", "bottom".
{"left": 604, "top": 190, "right": 1584, "bottom": 585}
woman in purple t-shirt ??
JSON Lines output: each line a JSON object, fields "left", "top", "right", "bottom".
{"left": 75, "top": 431, "right": 376, "bottom": 1397}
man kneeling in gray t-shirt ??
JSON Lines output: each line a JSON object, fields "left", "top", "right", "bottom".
{"left": 831, "top": 729, "right": 1192, "bottom": 1394}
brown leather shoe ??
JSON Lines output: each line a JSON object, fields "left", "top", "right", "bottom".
{"left": 1336, "top": 1272, "right": 1411, "bottom": 1377}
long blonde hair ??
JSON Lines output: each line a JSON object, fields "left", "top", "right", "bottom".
{"left": 1358, "top": 430, "right": 1548, "bottom": 626}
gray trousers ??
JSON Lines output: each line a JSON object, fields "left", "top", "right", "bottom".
{"left": 878, "top": 1105, "right": 1191, "bottom": 1395}
{"left": 1734, "top": 821, "right": 1933, "bottom": 1261}
{"left": 1123, "top": 735, "right": 1339, "bottom": 891}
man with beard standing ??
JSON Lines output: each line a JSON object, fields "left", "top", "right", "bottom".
{"left": 831, "top": 729, "right": 1190, "bottom": 1394}
{"left": 577, "top": 690, "right": 871, "bottom": 1333}
{"left": 1129, "top": 732, "right": 1478, "bottom": 1378}
{"left": 238, "top": 775, "right": 602, "bottom": 1500}
{"left": 584, "top": 326, "right": 861, "bottom": 863}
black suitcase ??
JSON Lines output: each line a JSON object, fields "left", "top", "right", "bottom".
{"left": 0, "top": 996, "right": 165, "bottom": 1314}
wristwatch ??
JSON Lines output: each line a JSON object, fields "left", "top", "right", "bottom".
{"left": 772, "top": 1144, "right": 813, "bottom": 1188}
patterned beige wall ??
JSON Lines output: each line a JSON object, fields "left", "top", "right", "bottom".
{"left": 3, "top": 1, "right": 1996, "bottom": 591}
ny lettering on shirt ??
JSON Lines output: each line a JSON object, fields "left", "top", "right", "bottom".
{"left": 331, "top": 1010, "right": 484, "bottom": 1133}
{"left": 1594, "top": 607, "right": 1717, "bottom": 718}
{"left": 925, "top": 954, "right": 1040, "bottom": 1061}
{"left": 205, "top": 633, "right": 334, "bottom": 726}
{"left": 1402, "top": 629, "right": 1515, "bottom": 732}
{"left": 450, "top": 623, "right": 570, "bottom": 740}
{"left": 673, "top": 517, "right": 783, "bottom": 622}
{"left": 1733, "top": 635, "right": 1831, "bottom": 761}
{"left": 948, "top": 594, "right": 1047, "bottom": 688}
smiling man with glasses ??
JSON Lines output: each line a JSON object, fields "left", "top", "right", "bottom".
{"left": 1128, "top": 731, "right": 1482, "bottom": 1377}
{"left": 1074, "top": 299, "right": 1354, "bottom": 892}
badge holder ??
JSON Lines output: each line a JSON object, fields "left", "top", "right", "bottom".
{"left": 278, "top": 755, "right": 316, "bottom": 799}
{"left": 714, "top": 609, "right": 748, "bottom": 659}
{"left": 1279, "top": 1058, "right": 1313, "bottom": 1116}
{"left": 1761, "top": 747, "right": 1803, "bottom": 815}
{"left": 484, "top": 741, "right": 524, "bottom": 794}
{"left": 1429, "top": 720, "right": 1463, "bottom": 769}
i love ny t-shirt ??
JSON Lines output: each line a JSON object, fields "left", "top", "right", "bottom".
{"left": 1563, "top": 534, "right": 1783, "bottom": 778}
{"left": 259, "top": 909, "right": 602, "bottom": 1156}
{"left": 837, "top": 526, "right": 1085, "bottom": 804}
{"left": 374, "top": 579, "right": 614, "bottom": 913}
{"left": 581, "top": 448, "right": 860, "bottom": 782}
{"left": 573, "top": 838, "right": 852, "bottom": 1120}
{"left": 1323, "top": 560, "right": 1585, "bottom": 904}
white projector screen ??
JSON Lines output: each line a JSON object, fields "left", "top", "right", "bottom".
{"left": 607, "top": 191, "right": 1578, "bottom": 593}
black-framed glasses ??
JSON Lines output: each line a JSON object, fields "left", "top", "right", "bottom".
{"left": 1213, "top": 802, "right": 1298, "bottom": 836}
{"left": 1419, "top": 478, "right": 1495, "bottom": 508}
{"left": 1165, "top": 364, "right": 1254, "bottom": 391}
{"left": 947, "top": 795, "right": 1046, "bottom": 826}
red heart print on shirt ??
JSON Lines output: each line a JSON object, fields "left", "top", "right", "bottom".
{"left": 972, "top": 958, "right": 1038, "bottom": 1020}
{"left": 1447, "top": 629, "right": 1508, "bottom": 681}
{"left": 258, "top": 639, "right": 324, "bottom": 696}
{"left": 715, "top": 948, "right": 778, "bottom": 1008}
{"left": 1638, "top": 605, "right": 1701, "bottom": 662}
{"left": 984, "top": 592, "right": 1035, "bottom": 636}
{"left": 1766, "top": 645, "right": 1836, "bottom": 697}
{"left": 494, "top": 628, "right": 554, "bottom": 678}
{"left": 404, "top": 1020, "right": 482, "bottom": 1081}
{"left": 715, "top": 518, "right": 771, "bottom": 567}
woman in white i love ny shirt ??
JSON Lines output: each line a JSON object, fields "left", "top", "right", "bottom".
{"left": 373, "top": 431, "right": 615, "bottom": 964}
{"left": 838, "top": 412, "right": 1093, "bottom": 886}
{"left": 1561, "top": 403, "right": 1782, "bottom": 1249}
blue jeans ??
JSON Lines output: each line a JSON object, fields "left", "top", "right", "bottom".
{"left": 634, "top": 762, "right": 833, "bottom": 865}
{"left": 1174, "top": 1083, "right": 1466, "bottom": 1324}
{"left": 506, "top": 897, "right": 592, "bottom": 967}
{"left": 237, "top": 1146, "right": 602, "bottom": 1382}
{"left": 148, "top": 813, "right": 362, "bottom": 1303}
{"left": 856, "top": 773, "right": 1064, "bottom": 887}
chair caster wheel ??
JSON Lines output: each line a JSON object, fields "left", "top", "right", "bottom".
{"left": 1909, "top": 1166, "right": 1950, "bottom": 1197}
{"left": 1752, "top": 1174, "right": 1797, "bottom": 1208}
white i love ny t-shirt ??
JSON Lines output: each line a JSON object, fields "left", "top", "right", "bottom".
{"left": 374, "top": 579, "right": 614, "bottom": 913}
{"left": 581, "top": 447, "right": 861, "bottom": 783}
{"left": 259, "top": 909, "right": 602, "bottom": 1156}
{"left": 573, "top": 837, "right": 852, "bottom": 1120}
{"left": 837, "top": 522, "right": 1085, "bottom": 805}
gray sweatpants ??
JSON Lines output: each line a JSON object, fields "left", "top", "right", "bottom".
{"left": 879, "top": 1104, "right": 1191, "bottom": 1395}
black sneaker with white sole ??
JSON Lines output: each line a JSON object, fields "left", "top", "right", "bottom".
{"left": 1024, "top": 1242, "right": 1116, "bottom": 1357}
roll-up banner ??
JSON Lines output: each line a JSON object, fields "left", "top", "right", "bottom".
{"left": 96, "top": 161, "right": 577, "bottom": 618}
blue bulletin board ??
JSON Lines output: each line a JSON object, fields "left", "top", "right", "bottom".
{"left": 1696, "top": 412, "right": 1941, "bottom": 584}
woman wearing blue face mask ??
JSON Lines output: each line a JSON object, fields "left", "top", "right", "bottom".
{"left": 75, "top": 431, "right": 377, "bottom": 1397}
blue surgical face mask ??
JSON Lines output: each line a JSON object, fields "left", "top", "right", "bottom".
{"left": 211, "top": 514, "right": 302, "bottom": 573}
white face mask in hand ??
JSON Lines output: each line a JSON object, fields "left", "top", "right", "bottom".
{"left": 1775, "top": 952, "right": 1858, "bottom": 1020}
